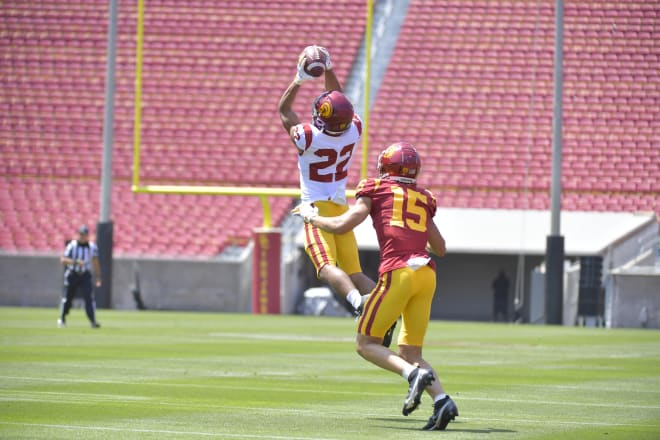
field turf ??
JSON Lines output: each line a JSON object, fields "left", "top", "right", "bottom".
{"left": 1, "top": 307, "right": 659, "bottom": 439}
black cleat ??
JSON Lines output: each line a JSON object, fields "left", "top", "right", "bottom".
{"left": 355, "top": 295, "right": 369, "bottom": 316}
{"left": 382, "top": 320, "right": 397, "bottom": 348}
{"left": 90, "top": 322, "right": 101, "bottom": 328}
{"left": 402, "top": 367, "right": 434, "bottom": 416}
{"left": 422, "top": 395, "right": 458, "bottom": 430}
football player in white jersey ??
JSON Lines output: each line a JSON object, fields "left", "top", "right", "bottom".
{"left": 278, "top": 46, "right": 377, "bottom": 320}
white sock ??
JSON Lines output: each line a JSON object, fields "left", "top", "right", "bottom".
{"left": 346, "top": 289, "right": 362, "bottom": 309}
{"left": 401, "top": 364, "right": 416, "bottom": 380}
{"left": 434, "top": 393, "right": 447, "bottom": 403}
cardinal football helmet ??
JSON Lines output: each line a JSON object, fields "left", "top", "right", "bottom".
{"left": 377, "top": 142, "right": 422, "bottom": 183}
{"left": 312, "top": 90, "right": 354, "bottom": 136}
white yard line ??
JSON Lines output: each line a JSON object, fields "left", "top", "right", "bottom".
{"left": 208, "top": 332, "right": 354, "bottom": 342}
{"left": 0, "top": 382, "right": 660, "bottom": 414}
{"left": 2, "top": 375, "right": 660, "bottom": 411}
{"left": 0, "top": 422, "right": 343, "bottom": 440}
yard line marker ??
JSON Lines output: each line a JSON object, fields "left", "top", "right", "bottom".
{"left": 2, "top": 376, "right": 660, "bottom": 410}
{"left": 0, "top": 384, "right": 660, "bottom": 414}
{"left": 459, "top": 417, "right": 660, "bottom": 428}
{"left": 209, "top": 332, "right": 354, "bottom": 342}
{"left": 0, "top": 421, "right": 344, "bottom": 440}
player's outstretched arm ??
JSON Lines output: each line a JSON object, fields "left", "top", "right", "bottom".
{"left": 324, "top": 68, "right": 342, "bottom": 93}
{"left": 92, "top": 255, "right": 102, "bottom": 287}
{"left": 279, "top": 46, "right": 321, "bottom": 134}
{"left": 319, "top": 47, "right": 342, "bottom": 92}
{"left": 278, "top": 81, "right": 302, "bottom": 135}
{"left": 311, "top": 197, "right": 371, "bottom": 234}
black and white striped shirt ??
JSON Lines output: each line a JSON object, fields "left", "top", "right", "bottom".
{"left": 63, "top": 240, "right": 98, "bottom": 276}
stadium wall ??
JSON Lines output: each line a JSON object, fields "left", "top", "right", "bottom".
{"left": 0, "top": 253, "right": 251, "bottom": 312}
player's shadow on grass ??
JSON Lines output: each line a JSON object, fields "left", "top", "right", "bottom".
{"left": 368, "top": 418, "right": 516, "bottom": 434}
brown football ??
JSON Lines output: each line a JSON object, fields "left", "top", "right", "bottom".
{"left": 302, "top": 46, "right": 327, "bottom": 77}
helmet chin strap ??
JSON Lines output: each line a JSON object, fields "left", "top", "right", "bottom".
{"left": 323, "top": 128, "right": 347, "bottom": 136}
{"left": 385, "top": 175, "right": 416, "bottom": 184}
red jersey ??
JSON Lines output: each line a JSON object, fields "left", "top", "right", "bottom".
{"left": 355, "top": 177, "right": 437, "bottom": 276}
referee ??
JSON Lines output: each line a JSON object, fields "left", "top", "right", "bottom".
{"left": 58, "top": 225, "right": 102, "bottom": 328}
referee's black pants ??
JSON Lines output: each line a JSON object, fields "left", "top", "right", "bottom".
{"left": 60, "top": 271, "right": 97, "bottom": 324}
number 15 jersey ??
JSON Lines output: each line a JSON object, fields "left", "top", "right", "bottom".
{"left": 356, "top": 177, "right": 438, "bottom": 276}
{"left": 292, "top": 115, "right": 362, "bottom": 204}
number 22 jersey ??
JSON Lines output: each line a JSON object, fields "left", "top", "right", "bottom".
{"left": 356, "top": 177, "right": 438, "bottom": 276}
{"left": 292, "top": 115, "right": 362, "bottom": 204}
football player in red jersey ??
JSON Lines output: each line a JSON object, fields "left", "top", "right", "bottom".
{"left": 278, "top": 46, "right": 377, "bottom": 319}
{"left": 295, "top": 143, "right": 458, "bottom": 431}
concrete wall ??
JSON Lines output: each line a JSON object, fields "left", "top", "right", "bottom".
{"left": 0, "top": 253, "right": 63, "bottom": 307}
{"left": 0, "top": 252, "right": 252, "bottom": 312}
{"left": 3, "top": 247, "right": 655, "bottom": 327}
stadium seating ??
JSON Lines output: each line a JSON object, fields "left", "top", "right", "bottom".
{"left": 1, "top": 0, "right": 657, "bottom": 256}
{"left": 363, "top": 0, "right": 658, "bottom": 216}
{"left": 1, "top": 0, "right": 365, "bottom": 255}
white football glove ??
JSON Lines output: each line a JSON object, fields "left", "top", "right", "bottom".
{"left": 291, "top": 203, "right": 319, "bottom": 224}
{"left": 294, "top": 51, "right": 315, "bottom": 85}
{"left": 317, "top": 46, "right": 333, "bottom": 70}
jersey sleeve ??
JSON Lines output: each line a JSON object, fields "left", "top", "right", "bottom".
{"left": 90, "top": 243, "right": 99, "bottom": 258}
{"left": 426, "top": 189, "right": 438, "bottom": 217}
{"left": 291, "top": 123, "right": 314, "bottom": 152}
{"left": 355, "top": 178, "right": 378, "bottom": 199}
{"left": 63, "top": 241, "right": 74, "bottom": 257}
{"left": 352, "top": 114, "right": 363, "bottom": 136}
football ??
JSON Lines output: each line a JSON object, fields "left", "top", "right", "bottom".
{"left": 301, "top": 45, "right": 327, "bottom": 77}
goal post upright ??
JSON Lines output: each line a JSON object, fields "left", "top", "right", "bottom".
{"left": 132, "top": 0, "right": 144, "bottom": 190}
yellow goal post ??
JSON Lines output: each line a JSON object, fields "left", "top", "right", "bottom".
{"left": 131, "top": 0, "right": 374, "bottom": 229}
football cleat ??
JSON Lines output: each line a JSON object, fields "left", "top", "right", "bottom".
{"left": 422, "top": 395, "right": 458, "bottom": 430}
{"left": 402, "top": 367, "right": 434, "bottom": 416}
{"left": 57, "top": 318, "right": 66, "bottom": 328}
{"left": 354, "top": 294, "right": 369, "bottom": 317}
{"left": 90, "top": 322, "right": 101, "bottom": 329}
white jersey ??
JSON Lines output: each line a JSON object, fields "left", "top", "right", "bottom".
{"left": 292, "top": 115, "right": 362, "bottom": 204}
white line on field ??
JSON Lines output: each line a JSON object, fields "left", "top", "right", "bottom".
{"left": 1, "top": 415, "right": 659, "bottom": 432}
{"left": 0, "top": 384, "right": 660, "bottom": 416}
{"left": 0, "top": 421, "right": 344, "bottom": 440}
{"left": 2, "top": 375, "right": 660, "bottom": 410}
{"left": 458, "top": 416, "right": 660, "bottom": 428}
{"left": 208, "top": 332, "right": 354, "bottom": 342}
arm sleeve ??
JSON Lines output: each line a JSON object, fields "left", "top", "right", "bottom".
{"left": 355, "top": 178, "right": 375, "bottom": 198}
{"left": 63, "top": 241, "right": 73, "bottom": 258}
{"left": 291, "top": 124, "right": 313, "bottom": 152}
{"left": 427, "top": 190, "right": 438, "bottom": 217}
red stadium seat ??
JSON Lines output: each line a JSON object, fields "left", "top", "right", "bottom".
{"left": 2, "top": 0, "right": 658, "bottom": 254}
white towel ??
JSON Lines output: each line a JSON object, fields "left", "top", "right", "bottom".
{"left": 407, "top": 257, "right": 431, "bottom": 271}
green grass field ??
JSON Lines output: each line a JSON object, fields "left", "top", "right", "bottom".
{"left": 1, "top": 307, "right": 659, "bottom": 439}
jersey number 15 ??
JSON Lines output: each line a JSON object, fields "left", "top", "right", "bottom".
{"left": 390, "top": 186, "right": 428, "bottom": 232}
